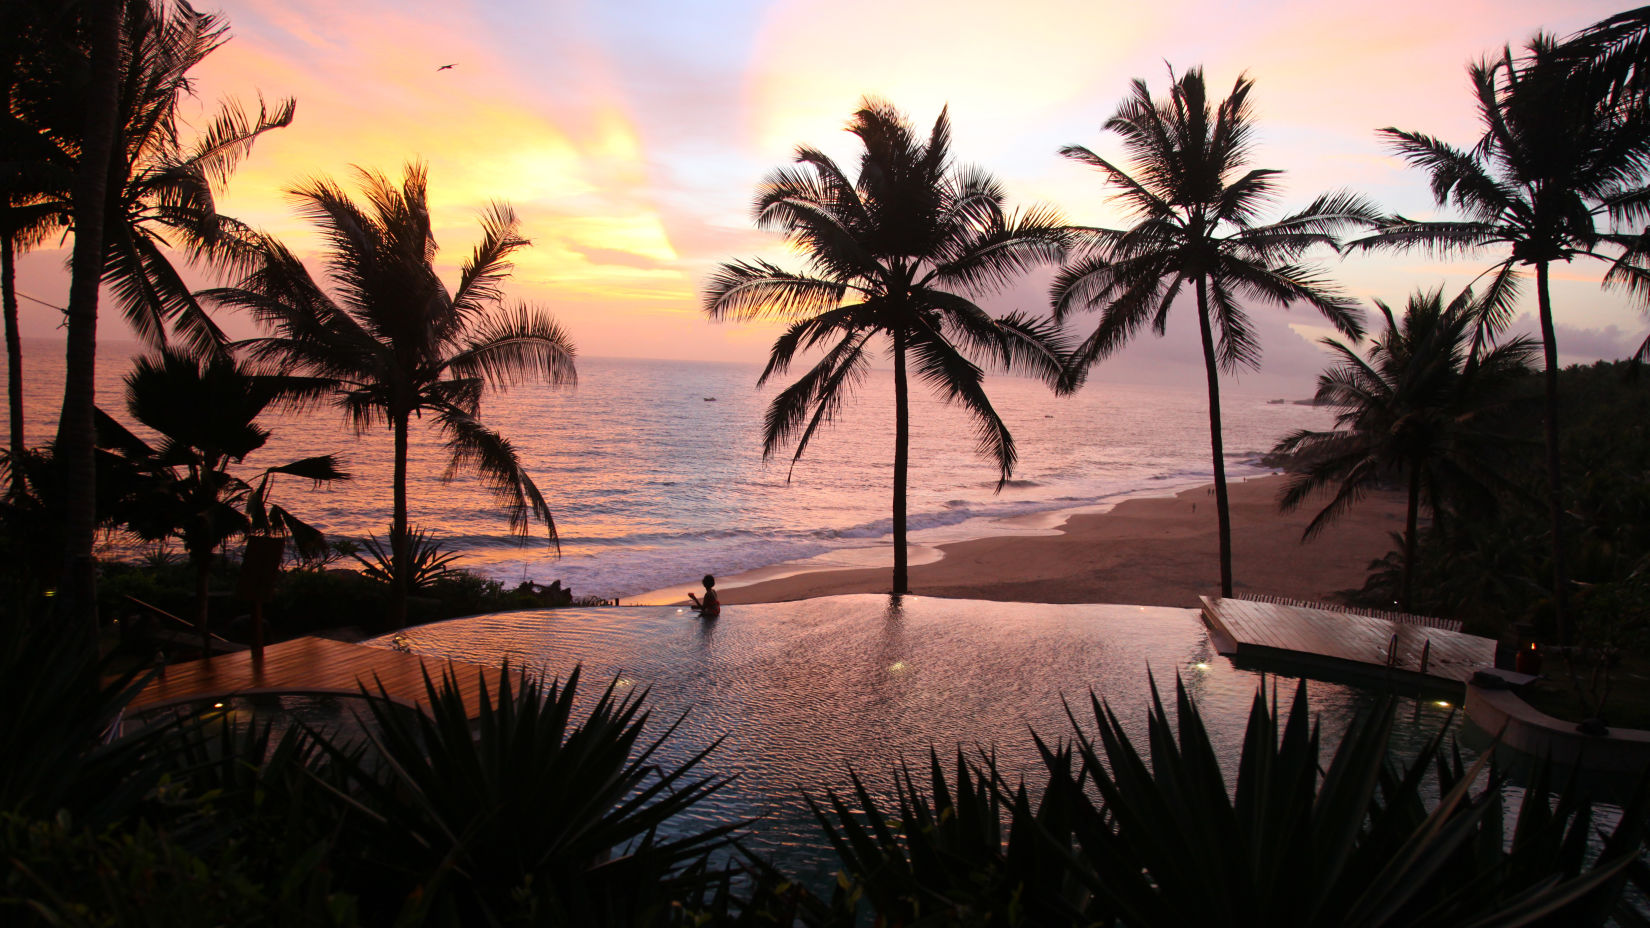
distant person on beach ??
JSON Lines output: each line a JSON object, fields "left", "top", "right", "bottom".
{"left": 688, "top": 574, "right": 721, "bottom": 618}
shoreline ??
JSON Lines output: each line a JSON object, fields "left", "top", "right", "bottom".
{"left": 633, "top": 473, "right": 1406, "bottom": 609}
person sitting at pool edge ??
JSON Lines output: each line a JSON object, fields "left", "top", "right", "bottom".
{"left": 688, "top": 574, "right": 720, "bottom": 618}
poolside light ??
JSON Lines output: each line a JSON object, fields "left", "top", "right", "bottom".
{"left": 213, "top": 702, "right": 225, "bottom": 709}
{"left": 1194, "top": 662, "right": 1210, "bottom": 671}
{"left": 889, "top": 661, "right": 906, "bottom": 672}
{"left": 1435, "top": 701, "right": 1451, "bottom": 708}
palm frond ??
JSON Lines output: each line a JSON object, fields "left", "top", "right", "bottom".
{"left": 927, "top": 292, "right": 1070, "bottom": 389}
{"left": 929, "top": 202, "right": 1070, "bottom": 293}
{"left": 761, "top": 331, "right": 871, "bottom": 475}
{"left": 432, "top": 405, "right": 556, "bottom": 546}
{"left": 1345, "top": 217, "right": 1504, "bottom": 256}
{"left": 756, "top": 303, "right": 867, "bottom": 386}
{"left": 1378, "top": 127, "right": 1513, "bottom": 218}
{"left": 445, "top": 303, "right": 577, "bottom": 390}
{"left": 184, "top": 95, "right": 296, "bottom": 189}
{"left": 907, "top": 326, "right": 1016, "bottom": 486}
{"left": 450, "top": 200, "right": 529, "bottom": 319}
{"left": 703, "top": 260, "right": 848, "bottom": 321}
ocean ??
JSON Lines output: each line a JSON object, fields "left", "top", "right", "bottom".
{"left": 8, "top": 340, "right": 1333, "bottom": 600}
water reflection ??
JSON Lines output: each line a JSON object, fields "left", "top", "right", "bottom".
{"left": 373, "top": 595, "right": 1474, "bottom": 884}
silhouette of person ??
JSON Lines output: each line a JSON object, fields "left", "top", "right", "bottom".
{"left": 687, "top": 574, "right": 721, "bottom": 618}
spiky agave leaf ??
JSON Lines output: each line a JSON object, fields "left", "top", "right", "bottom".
{"left": 323, "top": 665, "right": 739, "bottom": 925}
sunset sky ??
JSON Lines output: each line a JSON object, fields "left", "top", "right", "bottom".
{"left": 14, "top": 0, "right": 1648, "bottom": 392}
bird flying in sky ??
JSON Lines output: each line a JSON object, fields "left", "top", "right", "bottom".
{"left": 437, "top": 63, "right": 456, "bottom": 71}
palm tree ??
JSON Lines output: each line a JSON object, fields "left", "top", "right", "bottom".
{"left": 1274, "top": 288, "right": 1537, "bottom": 611}
{"left": 1354, "top": 37, "right": 1650, "bottom": 642}
{"left": 704, "top": 99, "right": 1069, "bottom": 595}
{"left": 206, "top": 163, "right": 576, "bottom": 627}
{"left": 96, "top": 347, "right": 347, "bottom": 652}
{"left": 0, "top": 193, "right": 63, "bottom": 497}
{"left": 1554, "top": 7, "right": 1650, "bottom": 112}
{"left": 1053, "top": 68, "right": 1373, "bottom": 598}
{"left": 55, "top": 0, "right": 123, "bottom": 641}
{"left": 0, "top": 0, "right": 76, "bottom": 493}
{"left": 94, "top": 2, "right": 294, "bottom": 355}
{"left": 35, "top": 0, "right": 292, "bottom": 636}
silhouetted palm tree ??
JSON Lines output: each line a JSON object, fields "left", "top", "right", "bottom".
{"left": 55, "top": 0, "right": 123, "bottom": 640}
{"left": 33, "top": 0, "right": 291, "bottom": 636}
{"left": 1275, "top": 288, "right": 1538, "bottom": 611}
{"left": 1552, "top": 9, "right": 1650, "bottom": 365}
{"left": 1354, "top": 36, "right": 1650, "bottom": 641}
{"left": 705, "top": 98, "right": 1069, "bottom": 595}
{"left": 1556, "top": 7, "right": 1650, "bottom": 111}
{"left": 207, "top": 163, "right": 576, "bottom": 627}
{"left": 1053, "top": 68, "right": 1373, "bottom": 598}
{"left": 0, "top": 0, "right": 75, "bottom": 491}
{"left": 97, "top": 347, "right": 346, "bottom": 650}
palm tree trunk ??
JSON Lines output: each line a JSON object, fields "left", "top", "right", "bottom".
{"left": 1535, "top": 261, "right": 1569, "bottom": 644}
{"left": 3, "top": 232, "right": 23, "bottom": 496}
{"left": 892, "top": 327, "right": 909, "bottom": 596}
{"left": 55, "top": 0, "right": 123, "bottom": 644}
{"left": 194, "top": 550, "right": 211, "bottom": 659}
{"left": 391, "top": 410, "right": 410, "bottom": 628}
{"left": 1401, "top": 466, "right": 1421, "bottom": 613}
{"left": 1194, "top": 277, "right": 1233, "bottom": 598}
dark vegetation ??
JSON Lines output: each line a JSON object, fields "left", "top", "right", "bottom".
{"left": 3, "top": 603, "right": 1648, "bottom": 926}
{"left": 1333, "top": 361, "right": 1650, "bottom": 639}
{"left": 1321, "top": 359, "right": 1650, "bottom": 727}
{"left": 96, "top": 556, "right": 586, "bottom": 646}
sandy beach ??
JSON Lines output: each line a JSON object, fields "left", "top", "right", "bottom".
{"left": 652, "top": 474, "right": 1407, "bottom": 609}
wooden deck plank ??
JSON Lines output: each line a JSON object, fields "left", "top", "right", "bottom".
{"left": 128, "top": 636, "right": 514, "bottom": 719}
{"left": 1200, "top": 597, "right": 1495, "bottom": 686}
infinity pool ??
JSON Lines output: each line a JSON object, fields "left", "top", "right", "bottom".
{"left": 368, "top": 595, "right": 1461, "bottom": 882}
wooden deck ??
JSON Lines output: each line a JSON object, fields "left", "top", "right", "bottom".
{"left": 127, "top": 636, "right": 514, "bottom": 719}
{"left": 1201, "top": 596, "right": 1496, "bottom": 689}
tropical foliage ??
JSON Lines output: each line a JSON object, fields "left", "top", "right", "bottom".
{"left": 1274, "top": 288, "right": 1538, "bottom": 610}
{"left": 349, "top": 525, "right": 462, "bottom": 592}
{"left": 93, "top": 347, "right": 346, "bottom": 642}
{"left": 0, "top": 606, "right": 747, "bottom": 927}
{"left": 206, "top": 163, "right": 576, "bottom": 627}
{"left": 1, "top": 0, "right": 291, "bottom": 365}
{"left": 705, "top": 98, "right": 1069, "bottom": 594}
{"left": 326, "top": 666, "right": 739, "bottom": 924}
{"left": 1348, "top": 360, "right": 1650, "bottom": 637}
{"left": 1354, "top": 31, "right": 1650, "bottom": 643}
{"left": 0, "top": 0, "right": 76, "bottom": 488}
{"left": 1053, "top": 67, "right": 1374, "bottom": 597}
{"left": 809, "top": 677, "right": 1650, "bottom": 927}
{"left": 2, "top": 0, "right": 291, "bottom": 641}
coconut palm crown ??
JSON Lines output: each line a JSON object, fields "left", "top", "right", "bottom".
{"left": 1352, "top": 35, "right": 1650, "bottom": 641}
{"left": 206, "top": 162, "right": 576, "bottom": 626}
{"left": 16, "top": 0, "right": 296, "bottom": 358}
{"left": 1053, "top": 67, "right": 1375, "bottom": 597}
{"left": 704, "top": 98, "right": 1071, "bottom": 595}
{"left": 1275, "top": 288, "right": 1538, "bottom": 611}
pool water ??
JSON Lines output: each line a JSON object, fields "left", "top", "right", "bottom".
{"left": 368, "top": 595, "right": 1463, "bottom": 884}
